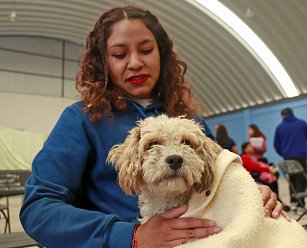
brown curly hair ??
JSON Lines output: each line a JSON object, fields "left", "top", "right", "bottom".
{"left": 76, "top": 6, "right": 201, "bottom": 122}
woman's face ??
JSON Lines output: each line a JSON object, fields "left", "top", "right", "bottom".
{"left": 248, "top": 127, "right": 254, "bottom": 136}
{"left": 214, "top": 124, "right": 220, "bottom": 133}
{"left": 107, "top": 19, "right": 160, "bottom": 99}
{"left": 245, "top": 143, "right": 254, "bottom": 154}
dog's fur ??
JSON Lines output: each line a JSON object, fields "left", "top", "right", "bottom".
{"left": 107, "top": 115, "right": 307, "bottom": 248}
{"left": 107, "top": 115, "right": 222, "bottom": 223}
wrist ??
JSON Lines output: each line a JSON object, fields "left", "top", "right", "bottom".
{"left": 132, "top": 223, "right": 140, "bottom": 248}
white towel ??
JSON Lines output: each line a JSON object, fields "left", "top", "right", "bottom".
{"left": 179, "top": 149, "right": 307, "bottom": 248}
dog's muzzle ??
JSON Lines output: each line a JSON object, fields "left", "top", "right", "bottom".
{"left": 165, "top": 155, "right": 183, "bottom": 170}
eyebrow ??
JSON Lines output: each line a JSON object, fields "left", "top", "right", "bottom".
{"left": 109, "top": 38, "right": 155, "bottom": 49}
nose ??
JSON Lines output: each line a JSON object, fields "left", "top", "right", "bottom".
{"left": 128, "top": 53, "right": 143, "bottom": 70}
{"left": 165, "top": 155, "right": 183, "bottom": 170}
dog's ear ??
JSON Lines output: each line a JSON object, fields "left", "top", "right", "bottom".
{"left": 107, "top": 127, "right": 142, "bottom": 195}
{"left": 193, "top": 134, "right": 222, "bottom": 192}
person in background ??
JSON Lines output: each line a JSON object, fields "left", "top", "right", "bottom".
{"left": 241, "top": 142, "right": 291, "bottom": 212}
{"left": 248, "top": 124, "right": 267, "bottom": 163}
{"left": 274, "top": 107, "right": 307, "bottom": 214}
{"left": 215, "top": 124, "right": 239, "bottom": 154}
{"left": 19, "top": 6, "right": 288, "bottom": 248}
{"left": 241, "top": 142, "right": 278, "bottom": 195}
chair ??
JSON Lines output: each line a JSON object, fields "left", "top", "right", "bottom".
{"left": 0, "top": 198, "right": 10, "bottom": 233}
{"left": 277, "top": 160, "right": 307, "bottom": 226}
{"left": 0, "top": 170, "right": 31, "bottom": 233}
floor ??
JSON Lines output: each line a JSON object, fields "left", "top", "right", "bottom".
{"left": 0, "top": 178, "right": 306, "bottom": 234}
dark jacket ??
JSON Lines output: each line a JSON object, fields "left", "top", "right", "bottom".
{"left": 274, "top": 114, "right": 307, "bottom": 159}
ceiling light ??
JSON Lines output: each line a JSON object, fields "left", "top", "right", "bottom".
{"left": 9, "top": 10, "right": 17, "bottom": 22}
{"left": 245, "top": 8, "right": 255, "bottom": 18}
{"left": 186, "top": 0, "right": 300, "bottom": 98}
{"left": 9, "top": 0, "right": 17, "bottom": 22}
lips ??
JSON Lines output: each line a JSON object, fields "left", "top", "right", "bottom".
{"left": 127, "top": 74, "right": 148, "bottom": 85}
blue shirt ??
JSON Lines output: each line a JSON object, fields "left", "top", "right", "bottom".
{"left": 20, "top": 100, "right": 213, "bottom": 248}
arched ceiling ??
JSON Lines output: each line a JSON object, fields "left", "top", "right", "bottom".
{"left": 0, "top": 0, "right": 306, "bottom": 117}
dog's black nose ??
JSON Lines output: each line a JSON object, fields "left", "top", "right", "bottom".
{"left": 166, "top": 155, "right": 183, "bottom": 170}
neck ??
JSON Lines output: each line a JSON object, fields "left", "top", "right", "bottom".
{"left": 132, "top": 98, "right": 153, "bottom": 107}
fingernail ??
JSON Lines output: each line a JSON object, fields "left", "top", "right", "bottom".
{"left": 208, "top": 220, "right": 217, "bottom": 226}
{"left": 213, "top": 226, "right": 222, "bottom": 233}
{"left": 272, "top": 211, "right": 278, "bottom": 217}
{"left": 264, "top": 208, "right": 270, "bottom": 216}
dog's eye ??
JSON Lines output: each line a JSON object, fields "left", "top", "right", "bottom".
{"left": 181, "top": 138, "right": 192, "bottom": 146}
{"left": 146, "top": 140, "right": 161, "bottom": 150}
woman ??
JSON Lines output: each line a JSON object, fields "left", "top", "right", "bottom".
{"left": 248, "top": 124, "right": 267, "bottom": 162}
{"left": 241, "top": 141, "right": 291, "bottom": 212}
{"left": 20, "top": 6, "right": 287, "bottom": 248}
{"left": 215, "top": 124, "right": 239, "bottom": 153}
{"left": 241, "top": 142, "right": 278, "bottom": 190}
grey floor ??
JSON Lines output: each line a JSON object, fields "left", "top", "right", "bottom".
{"left": 1, "top": 178, "right": 306, "bottom": 234}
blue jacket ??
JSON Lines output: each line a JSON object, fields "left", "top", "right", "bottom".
{"left": 20, "top": 100, "right": 213, "bottom": 248}
{"left": 274, "top": 114, "right": 307, "bottom": 159}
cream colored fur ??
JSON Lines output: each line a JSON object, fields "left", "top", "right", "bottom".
{"left": 107, "top": 115, "right": 307, "bottom": 248}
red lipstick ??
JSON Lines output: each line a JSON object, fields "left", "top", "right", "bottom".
{"left": 127, "top": 74, "right": 148, "bottom": 85}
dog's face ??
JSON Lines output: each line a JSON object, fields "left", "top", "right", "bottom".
{"left": 107, "top": 115, "right": 222, "bottom": 196}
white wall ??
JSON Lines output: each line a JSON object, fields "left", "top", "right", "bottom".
{"left": 0, "top": 92, "right": 76, "bottom": 134}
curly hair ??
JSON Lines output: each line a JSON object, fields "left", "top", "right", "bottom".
{"left": 76, "top": 6, "right": 201, "bottom": 122}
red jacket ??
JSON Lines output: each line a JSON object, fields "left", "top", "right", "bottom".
{"left": 240, "top": 154, "right": 270, "bottom": 174}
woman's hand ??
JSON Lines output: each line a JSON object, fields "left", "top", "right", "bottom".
{"left": 257, "top": 184, "right": 290, "bottom": 221}
{"left": 135, "top": 205, "right": 222, "bottom": 248}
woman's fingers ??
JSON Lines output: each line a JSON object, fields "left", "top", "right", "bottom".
{"left": 269, "top": 199, "right": 283, "bottom": 218}
{"left": 263, "top": 189, "right": 278, "bottom": 216}
{"left": 258, "top": 184, "right": 291, "bottom": 222}
{"left": 174, "top": 225, "right": 222, "bottom": 239}
{"left": 258, "top": 184, "right": 279, "bottom": 217}
{"left": 280, "top": 210, "right": 291, "bottom": 222}
{"left": 258, "top": 184, "right": 271, "bottom": 206}
{"left": 162, "top": 219, "right": 222, "bottom": 247}
{"left": 136, "top": 211, "right": 222, "bottom": 248}
{"left": 161, "top": 217, "right": 222, "bottom": 243}
{"left": 169, "top": 217, "right": 217, "bottom": 229}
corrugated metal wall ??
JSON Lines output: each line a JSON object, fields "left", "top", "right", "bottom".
{"left": 0, "top": 36, "right": 81, "bottom": 98}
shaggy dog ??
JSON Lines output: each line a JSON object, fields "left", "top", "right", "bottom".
{"left": 107, "top": 115, "right": 307, "bottom": 248}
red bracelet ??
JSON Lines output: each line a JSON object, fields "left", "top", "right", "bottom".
{"left": 132, "top": 223, "right": 140, "bottom": 248}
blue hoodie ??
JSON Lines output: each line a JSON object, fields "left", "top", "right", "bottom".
{"left": 274, "top": 114, "right": 307, "bottom": 159}
{"left": 20, "top": 100, "right": 213, "bottom": 248}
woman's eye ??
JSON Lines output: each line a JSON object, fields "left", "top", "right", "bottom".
{"left": 113, "top": 53, "right": 126, "bottom": 59}
{"left": 141, "top": 49, "right": 153, "bottom": 55}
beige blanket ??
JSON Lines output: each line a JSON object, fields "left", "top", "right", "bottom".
{"left": 180, "top": 150, "right": 307, "bottom": 248}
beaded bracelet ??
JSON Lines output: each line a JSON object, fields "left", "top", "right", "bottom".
{"left": 132, "top": 223, "right": 140, "bottom": 248}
